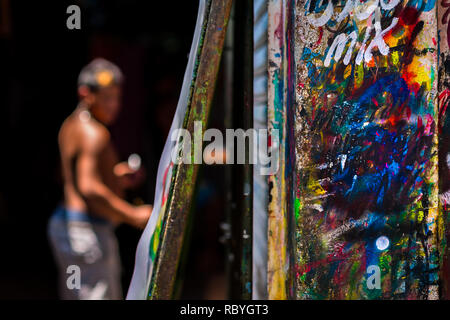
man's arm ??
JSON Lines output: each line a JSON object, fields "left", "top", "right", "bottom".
{"left": 76, "top": 124, "right": 150, "bottom": 228}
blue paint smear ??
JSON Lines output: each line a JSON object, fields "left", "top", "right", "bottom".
{"left": 408, "top": 0, "right": 436, "bottom": 12}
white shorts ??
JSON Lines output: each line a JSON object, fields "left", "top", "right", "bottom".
{"left": 47, "top": 206, "right": 123, "bottom": 300}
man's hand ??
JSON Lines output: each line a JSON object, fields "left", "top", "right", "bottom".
{"left": 130, "top": 204, "right": 152, "bottom": 229}
{"left": 114, "top": 161, "right": 146, "bottom": 190}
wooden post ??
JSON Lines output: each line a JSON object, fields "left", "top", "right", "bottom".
{"left": 229, "top": 0, "right": 254, "bottom": 300}
{"left": 148, "top": 0, "right": 233, "bottom": 299}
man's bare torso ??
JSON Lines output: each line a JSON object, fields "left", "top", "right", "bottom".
{"left": 58, "top": 107, "right": 122, "bottom": 217}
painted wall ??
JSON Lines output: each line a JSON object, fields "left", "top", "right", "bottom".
{"left": 268, "top": 0, "right": 450, "bottom": 299}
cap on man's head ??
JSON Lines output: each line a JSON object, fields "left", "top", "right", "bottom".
{"left": 78, "top": 58, "right": 123, "bottom": 92}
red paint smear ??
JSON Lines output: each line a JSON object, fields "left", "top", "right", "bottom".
{"left": 297, "top": 244, "right": 419, "bottom": 277}
{"left": 400, "top": 7, "right": 420, "bottom": 25}
{"left": 371, "top": 98, "right": 379, "bottom": 107}
{"left": 388, "top": 114, "right": 401, "bottom": 126}
{"left": 161, "top": 162, "right": 174, "bottom": 206}
{"left": 406, "top": 106, "right": 412, "bottom": 120}
{"left": 297, "top": 245, "right": 353, "bottom": 275}
{"left": 439, "top": 89, "right": 450, "bottom": 133}
{"left": 402, "top": 70, "right": 420, "bottom": 94}
{"left": 274, "top": 13, "right": 283, "bottom": 48}
{"left": 312, "top": 27, "right": 324, "bottom": 49}
{"left": 389, "top": 8, "right": 417, "bottom": 37}
{"left": 394, "top": 7, "right": 423, "bottom": 94}
{"left": 424, "top": 114, "right": 433, "bottom": 136}
{"left": 333, "top": 254, "right": 363, "bottom": 289}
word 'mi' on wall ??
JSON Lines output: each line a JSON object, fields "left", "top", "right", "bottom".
{"left": 305, "top": 0, "right": 401, "bottom": 66}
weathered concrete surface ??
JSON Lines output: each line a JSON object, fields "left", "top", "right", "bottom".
{"left": 268, "top": 0, "right": 448, "bottom": 299}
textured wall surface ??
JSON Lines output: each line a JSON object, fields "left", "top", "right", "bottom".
{"left": 268, "top": 0, "right": 449, "bottom": 299}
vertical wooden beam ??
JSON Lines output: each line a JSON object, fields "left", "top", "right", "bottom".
{"left": 267, "top": 0, "right": 289, "bottom": 300}
{"left": 148, "top": 0, "right": 233, "bottom": 299}
{"left": 229, "top": 0, "right": 254, "bottom": 300}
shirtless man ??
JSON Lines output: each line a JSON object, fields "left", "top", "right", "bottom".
{"left": 48, "top": 58, "right": 152, "bottom": 300}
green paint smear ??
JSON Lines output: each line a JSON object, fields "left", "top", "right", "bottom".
{"left": 295, "top": 197, "right": 302, "bottom": 221}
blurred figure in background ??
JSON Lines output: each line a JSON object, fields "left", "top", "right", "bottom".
{"left": 47, "top": 58, "right": 152, "bottom": 300}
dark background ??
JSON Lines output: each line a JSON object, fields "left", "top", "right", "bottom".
{"left": 0, "top": 0, "right": 226, "bottom": 299}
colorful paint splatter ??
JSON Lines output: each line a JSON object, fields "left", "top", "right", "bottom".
{"left": 268, "top": 0, "right": 447, "bottom": 299}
